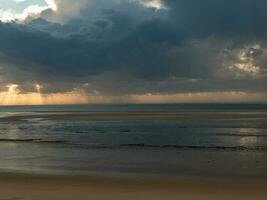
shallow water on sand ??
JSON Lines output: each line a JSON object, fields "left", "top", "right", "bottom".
{"left": 0, "top": 104, "right": 267, "bottom": 179}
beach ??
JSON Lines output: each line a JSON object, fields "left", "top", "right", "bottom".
{"left": 0, "top": 174, "right": 267, "bottom": 200}
{"left": 0, "top": 104, "right": 267, "bottom": 199}
{"left": 2, "top": 0, "right": 267, "bottom": 198}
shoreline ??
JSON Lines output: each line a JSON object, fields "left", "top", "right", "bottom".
{"left": 0, "top": 173, "right": 266, "bottom": 200}
{"left": 1, "top": 110, "right": 267, "bottom": 122}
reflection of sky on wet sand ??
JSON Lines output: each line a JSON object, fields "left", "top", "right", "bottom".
{"left": 239, "top": 136, "right": 259, "bottom": 146}
{"left": 235, "top": 128, "right": 265, "bottom": 175}
{"left": 237, "top": 128, "right": 260, "bottom": 146}
{"left": 213, "top": 126, "right": 267, "bottom": 147}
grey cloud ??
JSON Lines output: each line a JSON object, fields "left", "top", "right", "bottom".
{"left": 1, "top": 0, "right": 267, "bottom": 95}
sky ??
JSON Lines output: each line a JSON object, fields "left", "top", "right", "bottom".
{"left": 1, "top": 0, "right": 267, "bottom": 105}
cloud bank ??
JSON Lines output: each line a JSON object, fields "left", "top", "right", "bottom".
{"left": 1, "top": 0, "right": 267, "bottom": 104}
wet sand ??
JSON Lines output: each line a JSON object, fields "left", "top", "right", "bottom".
{"left": 0, "top": 175, "right": 266, "bottom": 200}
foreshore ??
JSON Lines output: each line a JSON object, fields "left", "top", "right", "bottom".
{"left": 0, "top": 174, "right": 266, "bottom": 200}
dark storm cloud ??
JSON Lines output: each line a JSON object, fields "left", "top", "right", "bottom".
{"left": 166, "top": 0, "right": 267, "bottom": 37}
{"left": 1, "top": 0, "right": 267, "bottom": 94}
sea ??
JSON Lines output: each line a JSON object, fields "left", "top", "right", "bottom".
{"left": 0, "top": 104, "right": 267, "bottom": 179}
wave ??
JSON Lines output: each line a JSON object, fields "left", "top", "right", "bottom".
{"left": 173, "top": 125, "right": 267, "bottom": 129}
{"left": 0, "top": 138, "right": 266, "bottom": 151}
{"left": 69, "top": 143, "right": 267, "bottom": 151}
{"left": 0, "top": 138, "right": 67, "bottom": 144}
{"left": 216, "top": 133, "right": 267, "bottom": 137}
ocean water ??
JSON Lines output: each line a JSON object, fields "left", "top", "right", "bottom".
{"left": 0, "top": 104, "right": 267, "bottom": 179}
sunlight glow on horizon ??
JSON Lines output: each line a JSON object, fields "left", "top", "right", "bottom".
{"left": 0, "top": 83, "right": 90, "bottom": 105}
{"left": 1, "top": 84, "right": 267, "bottom": 105}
